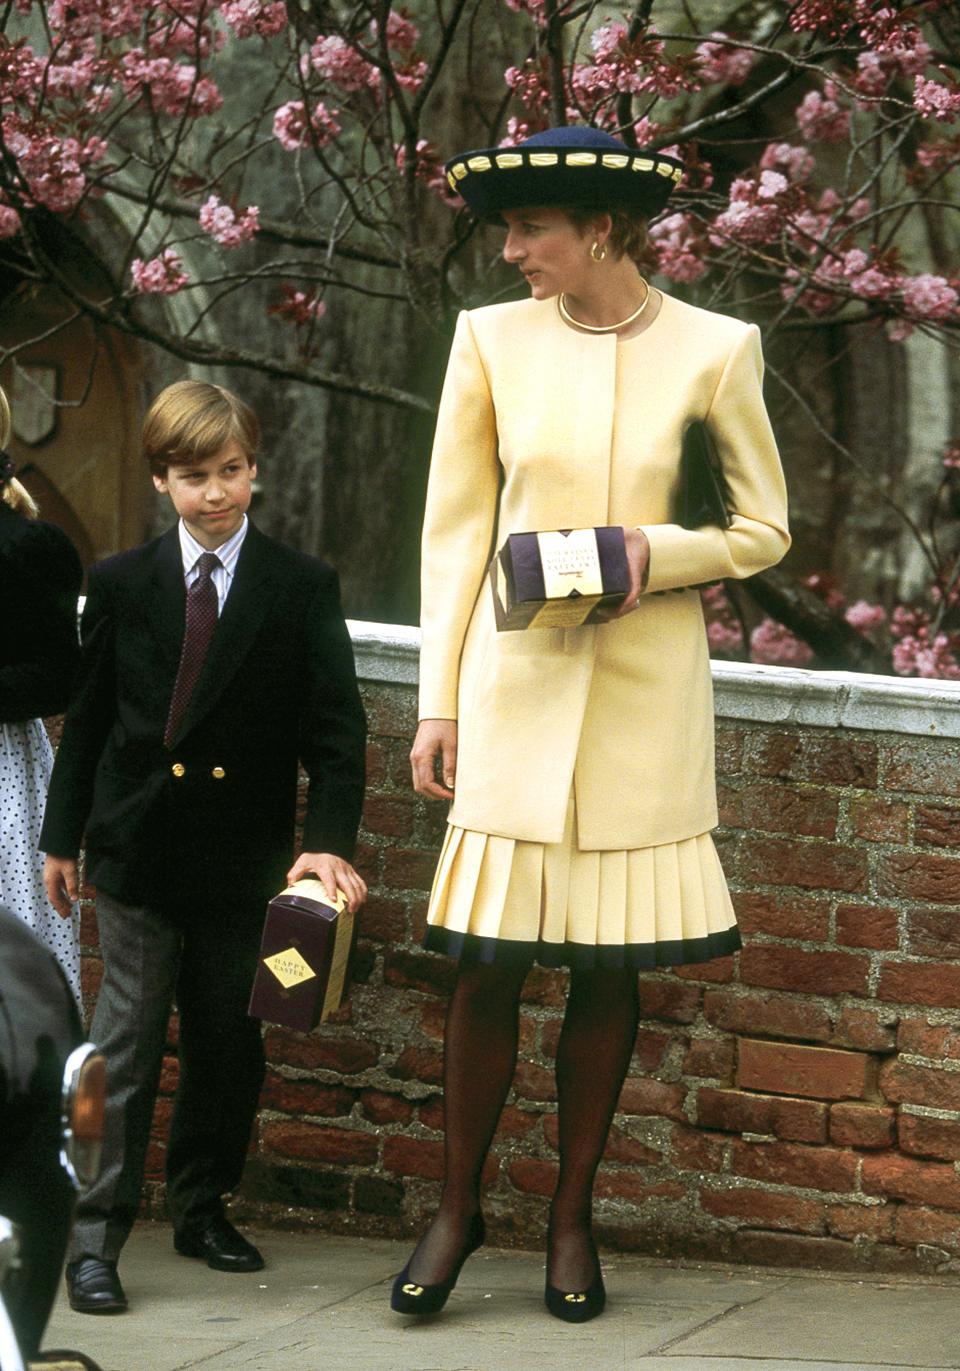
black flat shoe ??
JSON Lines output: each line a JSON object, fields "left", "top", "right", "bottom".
{"left": 174, "top": 1215, "right": 264, "bottom": 1272}
{"left": 544, "top": 1256, "right": 606, "bottom": 1323}
{"left": 390, "top": 1212, "right": 485, "bottom": 1316}
{"left": 65, "top": 1257, "right": 128, "bottom": 1314}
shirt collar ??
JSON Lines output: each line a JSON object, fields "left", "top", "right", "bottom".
{"left": 178, "top": 515, "right": 249, "bottom": 577}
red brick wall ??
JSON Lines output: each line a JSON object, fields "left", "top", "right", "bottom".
{"left": 76, "top": 677, "right": 960, "bottom": 1273}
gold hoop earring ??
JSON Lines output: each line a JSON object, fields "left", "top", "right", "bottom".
{"left": 590, "top": 241, "right": 607, "bottom": 262}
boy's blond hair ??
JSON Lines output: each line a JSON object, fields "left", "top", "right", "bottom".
{"left": 0, "top": 383, "right": 40, "bottom": 519}
{"left": 142, "top": 380, "right": 260, "bottom": 477}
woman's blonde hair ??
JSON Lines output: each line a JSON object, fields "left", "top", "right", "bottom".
{"left": 0, "top": 384, "right": 40, "bottom": 519}
{"left": 142, "top": 380, "right": 260, "bottom": 477}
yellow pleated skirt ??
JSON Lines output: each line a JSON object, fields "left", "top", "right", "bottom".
{"left": 424, "top": 795, "right": 739, "bottom": 970}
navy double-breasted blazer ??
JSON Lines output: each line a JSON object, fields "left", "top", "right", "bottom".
{"left": 40, "top": 521, "right": 366, "bottom": 921}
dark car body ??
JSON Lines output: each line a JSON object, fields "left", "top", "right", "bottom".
{"left": 0, "top": 907, "right": 104, "bottom": 1369}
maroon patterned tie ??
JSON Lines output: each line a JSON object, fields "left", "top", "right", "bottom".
{"left": 164, "top": 551, "right": 221, "bottom": 748}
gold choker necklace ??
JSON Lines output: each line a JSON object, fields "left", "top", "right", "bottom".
{"left": 557, "top": 281, "right": 651, "bottom": 334}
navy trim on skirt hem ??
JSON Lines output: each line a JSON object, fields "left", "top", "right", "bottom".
{"left": 422, "top": 923, "right": 741, "bottom": 970}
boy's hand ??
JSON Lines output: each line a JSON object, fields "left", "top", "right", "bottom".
{"left": 44, "top": 855, "right": 82, "bottom": 919}
{"left": 287, "top": 852, "right": 367, "bottom": 913}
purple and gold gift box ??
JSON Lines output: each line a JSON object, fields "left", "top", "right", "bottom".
{"left": 490, "top": 527, "right": 630, "bottom": 631}
{"left": 248, "top": 879, "right": 357, "bottom": 1031}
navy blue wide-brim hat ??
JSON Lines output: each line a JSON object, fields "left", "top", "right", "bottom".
{"left": 445, "top": 125, "right": 684, "bottom": 223}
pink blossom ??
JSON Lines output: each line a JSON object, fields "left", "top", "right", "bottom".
{"left": 199, "top": 194, "right": 259, "bottom": 247}
{"left": 650, "top": 213, "right": 707, "bottom": 283}
{"left": 841, "top": 249, "right": 900, "bottom": 300}
{"left": 915, "top": 136, "right": 960, "bottom": 172}
{"left": 574, "top": 27, "right": 699, "bottom": 104}
{"left": 272, "top": 99, "right": 340, "bottom": 151}
{"left": 8, "top": 131, "right": 87, "bottom": 211}
{"left": 943, "top": 441, "right": 960, "bottom": 471}
{"left": 372, "top": 10, "right": 420, "bottom": 55}
{"left": 632, "top": 116, "right": 662, "bottom": 146}
{"left": 757, "top": 169, "right": 788, "bottom": 198}
{"left": 706, "top": 618, "right": 745, "bottom": 657}
{"left": 590, "top": 22, "right": 626, "bottom": 63}
{"left": 855, "top": 3, "right": 929, "bottom": 64}
{"left": 750, "top": 618, "right": 814, "bottom": 666}
{"left": 502, "top": 0, "right": 548, "bottom": 20}
{"left": 788, "top": 0, "right": 851, "bottom": 37}
{"left": 0, "top": 204, "right": 22, "bottom": 238}
{"left": 119, "top": 54, "right": 222, "bottom": 117}
{"left": 796, "top": 86, "right": 851, "bottom": 142}
{"left": 893, "top": 633, "right": 960, "bottom": 680}
{"left": 219, "top": 1, "right": 287, "bottom": 39}
{"left": 130, "top": 249, "right": 189, "bottom": 295}
{"left": 269, "top": 286, "right": 327, "bottom": 324}
{"left": 47, "top": 0, "right": 141, "bottom": 41}
{"left": 914, "top": 74, "right": 960, "bottom": 123}
{"left": 760, "top": 141, "right": 815, "bottom": 183}
{"left": 710, "top": 174, "right": 790, "bottom": 246}
{"left": 700, "top": 584, "right": 744, "bottom": 658}
{"left": 696, "top": 32, "right": 754, "bottom": 86}
{"left": 310, "top": 35, "right": 377, "bottom": 92}
{"left": 886, "top": 317, "right": 915, "bottom": 342}
{"left": 845, "top": 600, "right": 887, "bottom": 632}
{"left": 901, "top": 273, "right": 959, "bottom": 321}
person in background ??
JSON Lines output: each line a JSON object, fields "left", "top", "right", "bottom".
{"left": 396, "top": 125, "right": 790, "bottom": 1324}
{"left": 41, "top": 380, "right": 367, "bottom": 1315}
{"left": 0, "top": 383, "right": 83, "bottom": 1001}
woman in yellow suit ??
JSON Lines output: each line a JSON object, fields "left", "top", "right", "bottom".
{"left": 392, "top": 126, "right": 790, "bottom": 1323}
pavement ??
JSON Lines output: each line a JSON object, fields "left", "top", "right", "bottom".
{"left": 41, "top": 1223, "right": 960, "bottom": 1371}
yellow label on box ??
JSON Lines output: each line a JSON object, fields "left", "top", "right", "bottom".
{"left": 536, "top": 530, "right": 603, "bottom": 598}
{"left": 264, "top": 946, "right": 317, "bottom": 989}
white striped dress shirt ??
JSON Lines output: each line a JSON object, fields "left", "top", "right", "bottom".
{"left": 178, "top": 516, "right": 248, "bottom": 615}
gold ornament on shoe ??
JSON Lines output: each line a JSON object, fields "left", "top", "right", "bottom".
{"left": 565, "top": 1291, "right": 587, "bottom": 1303}
{"left": 402, "top": 1282, "right": 424, "bottom": 1296}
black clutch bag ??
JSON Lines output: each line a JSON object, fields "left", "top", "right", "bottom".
{"left": 677, "top": 420, "right": 732, "bottom": 530}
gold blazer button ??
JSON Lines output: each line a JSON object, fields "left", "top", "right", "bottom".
{"left": 171, "top": 763, "right": 185, "bottom": 778}
{"left": 211, "top": 766, "right": 226, "bottom": 779}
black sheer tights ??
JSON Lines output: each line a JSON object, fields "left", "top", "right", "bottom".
{"left": 406, "top": 962, "right": 640, "bottom": 1292}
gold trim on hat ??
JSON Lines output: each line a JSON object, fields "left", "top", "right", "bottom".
{"left": 451, "top": 162, "right": 468, "bottom": 180}
{"left": 565, "top": 151, "right": 598, "bottom": 167}
{"left": 447, "top": 170, "right": 457, "bottom": 190}
{"left": 633, "top": 156, "right": 655, "bottom": 171}
{"left": 671, "top": 166, "right": 683, "bottom": 182}
{"left": 601, "top": 154, "right": 630, "bottom": 169}
{"left": 529, "top": 152, "right": 559, "bottom": 167}
{"left": 467, "top": 155, "right": 492, "bottom": 172}
{"left": 495, "top": 152, "right": 523, "bottom": 169}
{"left": 656, "top": 161, "right": 674, "bottom": 177}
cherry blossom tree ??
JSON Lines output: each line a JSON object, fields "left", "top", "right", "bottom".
{"left": 1, "top": 0, "right": 958, "bottom": 654}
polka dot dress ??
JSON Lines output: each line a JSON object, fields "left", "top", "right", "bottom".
{"left": 0, "top": 719, "right": 80, "bottom": 1003}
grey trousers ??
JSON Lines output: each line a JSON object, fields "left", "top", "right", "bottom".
{"left": 69, "top": 891, "right": 265, "bottom": 1263}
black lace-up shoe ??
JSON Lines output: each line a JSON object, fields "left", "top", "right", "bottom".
{"left": 173, "top": 1215, "right": 264, "bottom": 1272}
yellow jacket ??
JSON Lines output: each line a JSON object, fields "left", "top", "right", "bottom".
{"left": 419, "top": 292, "right": 790, "bottom": 849}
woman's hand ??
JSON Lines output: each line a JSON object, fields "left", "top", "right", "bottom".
{"left": 411, "top": 718, "right": 458, "bottom": 800}
{"left": 601, "top": 527, "right": 651, "bottom": 620}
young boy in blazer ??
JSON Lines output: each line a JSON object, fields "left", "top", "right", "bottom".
{"left": 41, "top": 380, "right": 367, "bottom": 1314}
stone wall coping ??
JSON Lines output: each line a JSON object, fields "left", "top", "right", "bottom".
{"left": 346, "top": 619, "right": 960, "bottom": 740}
